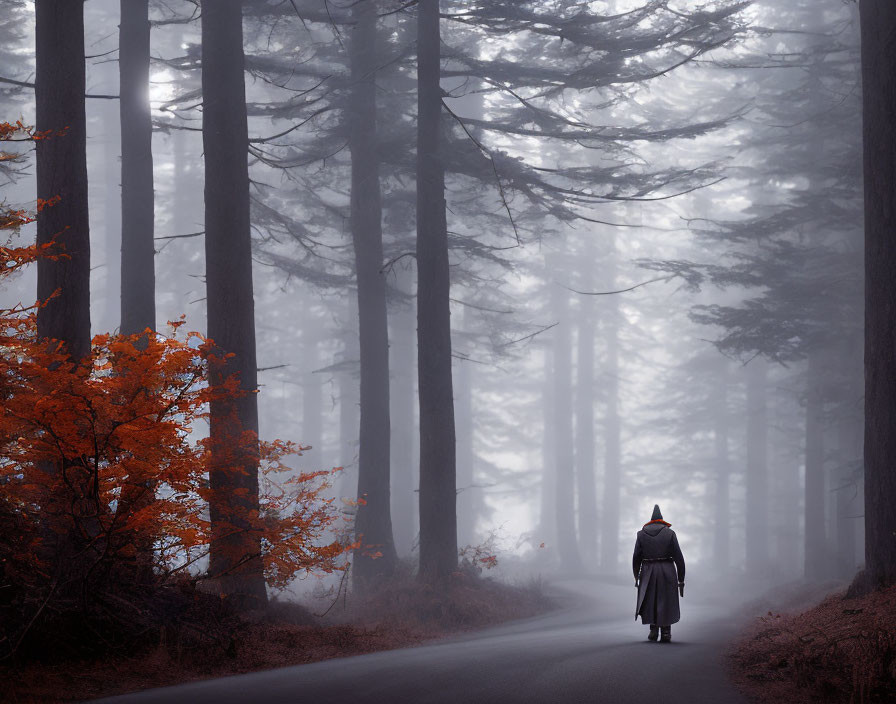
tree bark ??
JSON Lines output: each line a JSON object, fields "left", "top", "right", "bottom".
{"left": 34, "top": 0, "right": 92, "bottom": 578}
{"left": 416, "top": 0, "right": 457, "bottom": 582}
{"left": 803, "top": 351, "right": 826, "bottom": 580}
{"left": 35, "top": 0, "right": 91, "bottom": 361}
{"left": 119, "top": 0, "right": 155, "bottom": 337}
{"left": 860, "top": 0, "right": 896, "bottom": 591}
{"left": 201, "top": 0, "right": 267, "bottom": 607}
{"left": 350, "top": 0, "right": 397, "bottom": 582}
{"left": 745, "top": 358, "right": 769, "bottom": 576}
{"left": 835, "top": 221, "right": 865, "bottom": 580}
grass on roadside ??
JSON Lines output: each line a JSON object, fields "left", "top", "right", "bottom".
{"left": 729, "top": 583, "right": 896, "bottom": 704}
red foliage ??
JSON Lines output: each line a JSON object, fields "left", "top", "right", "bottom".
{"left": 0, "top": 121, "right": 353, "bottom": 660}
{"left": 730, "top": 585, "right": 896, "bottom": 703}
{"left": 458, "top": 533, "right": 500, "bottom": 573}
{"left": 0, "top": 322, "right": 349, "bottom": 584}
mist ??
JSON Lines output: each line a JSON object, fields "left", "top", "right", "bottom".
{"left": 0, "top": 1, "right": 888, "bottom": 702}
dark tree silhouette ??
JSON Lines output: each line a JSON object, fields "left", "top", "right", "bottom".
{"left": 32, "top": 0, "right": 93, "bottom": 585}
{"left": 349, "top": 0, "right": 398, "bottom": 582}
{"left": 201, "top": 0, "right": 267, "bottom": 606}
{"left": 860, "top": 0, "right": 896, "bottom": 591}
{"left": 416, "top": 0, "right": 457, "bottom": 582}
{"left": 119, "top": 0, "right": 155, "bottom": 337}
{"left": 112, "top": 0, "right": 157, "bottom": 569}
{"left": 35, "top": 0, "right": 91, "bottom": 360}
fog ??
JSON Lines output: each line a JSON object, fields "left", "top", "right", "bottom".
{"left": 0, "top": 0, "right": 864, "bottom": 603}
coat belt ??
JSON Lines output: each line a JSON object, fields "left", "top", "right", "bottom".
{"left": 641, "top": 557, "right": 673, "bottom": 562}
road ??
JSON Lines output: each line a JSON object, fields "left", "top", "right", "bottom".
{"left": 96, "top": 579, "right": 748, "bottom": 704}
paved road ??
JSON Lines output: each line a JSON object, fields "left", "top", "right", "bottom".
{"left": 96, "top": 580, "right": 748, "bottom": 704}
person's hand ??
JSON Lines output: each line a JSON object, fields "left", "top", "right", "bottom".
{"left": 678, "top": 582, "right": 685, "bottom": 598}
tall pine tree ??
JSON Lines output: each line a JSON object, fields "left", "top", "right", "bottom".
{"left": 201, "top": 0, "right": 267, "bottom": 606}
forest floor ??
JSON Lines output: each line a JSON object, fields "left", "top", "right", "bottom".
{"left": 1, "top": 572, "right": 553, "bottom": 703}
{"left": 729, "top": 579, "right": 896, "bottom": 703}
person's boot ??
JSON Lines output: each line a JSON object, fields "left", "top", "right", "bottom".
{"left": 660, "top": 626, "right": 671, "bottom": 643}
{"left": 648, "top": 625, "right": 659, "bottom": 641}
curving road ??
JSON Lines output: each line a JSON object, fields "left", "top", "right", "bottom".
{"left": 96, "top": 579, "right": 748, "bottom": 704}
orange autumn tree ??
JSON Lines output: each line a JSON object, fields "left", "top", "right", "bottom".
{"left": 1, "top": 324, "right": 348, "bottom": 584}
{"left": 0, "top": 122, "right": 350, "bottom": 659}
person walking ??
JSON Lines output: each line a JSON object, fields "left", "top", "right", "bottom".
{"left": 633, "top": 504, "right": 686, "bottom": 642}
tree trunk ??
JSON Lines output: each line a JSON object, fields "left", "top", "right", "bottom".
{"left": 201, "top": 0, "right": 267, "bottom": 607}
{"left": 575, "top": 243, "right": 598, "bottom": 563}
{"left": 350, "top": 0, "right": 397, "bottom": 582}
{"left": 551, "top": 273, "right": 582, "bottom": 572}
{"left": 771, "top": 387, "right": 800, "bottom": 577}
{"left": 804, "top": 351, "right": 827, "bottom": 580}
{"left": 34, "top": 0, "right": 92, "bottom": 578}
{"left": 600, "top": 240, "right": 621, "bottom": 569}
{"left": 386, "top": 5, "right": 418, "bottom": 558}
{"left": 540, "top": 336, "right": 556, "bottom": 550}
{"left": 836, "top": 332, "right": 864, "bottom": 579}
{"left": 35, "top": 0, "right": 91, "bottom": 361}
{"left": 713, "top": 359, "right": 730, "bottom": 572}
{"left": 416, "top": 0, "right": 457, "bottom": 582}
{"left": 337, "top": 309, "right": 359, "bottom": 502}
{"left": 860, "top": 0, "right": 896, "bottom": 591}
{"left": 100, "top": 93, "right": 120, "bottom": 336}
{"left": 111, "top": 0, "right": 157, "bottom": 572}
{"left": 745, "top": 358, "right": 769, "bottom": 576}
{"left": 119, "top": 0, "right": 155, "bottom": 337}
{"left": 455, "top": 306, "right": 478, "bottom": 549}
{"left": 837, "top": 204, "right": 865, "bottom": 580}
{"left": 390, "top": 266, "right": 417, "bottom": 556}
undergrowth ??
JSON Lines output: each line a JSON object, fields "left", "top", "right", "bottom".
{"left": 1, "top": 568, "right": 553, "bottom": 703}
{"left": 730, "top": 584, "right": 896, "bottom": 704}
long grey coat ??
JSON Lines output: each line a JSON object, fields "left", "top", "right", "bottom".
{"left": 632, "top": 521, "right": 686, "bottom": 626}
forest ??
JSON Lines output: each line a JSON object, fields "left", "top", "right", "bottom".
{"left": 0, "top": 1, "right": 895, "bottom": 702}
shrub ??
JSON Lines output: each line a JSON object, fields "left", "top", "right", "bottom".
{"left": 0, "top": 121, "right": 351, "bottom": 663}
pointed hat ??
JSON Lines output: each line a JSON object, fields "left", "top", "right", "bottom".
{"left": 651, "top": 504, "right": 663, "bottom": 521}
